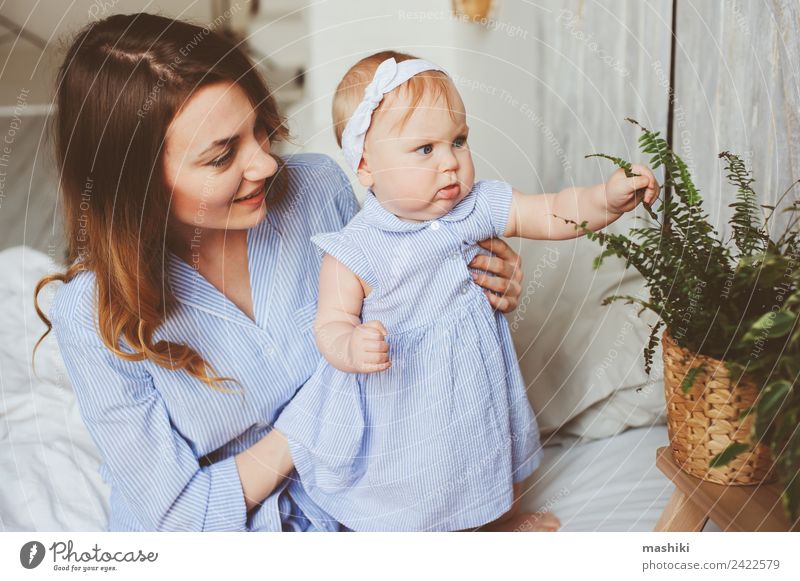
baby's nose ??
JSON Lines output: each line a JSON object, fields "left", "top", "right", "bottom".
{"left": 439, "top": 150, "right": 459, "bottom": 172}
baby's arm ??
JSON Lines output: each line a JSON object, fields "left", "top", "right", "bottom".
{"left": 504, "top": 164, "right": 660, "bottom": 239}
{"left": 314, "top": 253, "right": 390, "bottom": 374}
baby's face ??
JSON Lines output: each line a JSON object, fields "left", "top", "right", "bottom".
{"left": 359, "top": 84, "right": 475, "bottom": 222}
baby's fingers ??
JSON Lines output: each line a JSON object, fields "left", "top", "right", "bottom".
{"left": 630, "top": 165, "right": 659, "bottom": 195}
{"left": 360, "top": 320, "right": 388, "bottom": 337}
{"left": 364, "top": 339, "right": 389, "bottom": 353}
{"left": 363, "top": 350, "right": 390, "bottom": 365}
{"left": 628, "top": 174, "right": 650, "bottom": 194}
{"left": 646, "top": 179, "right": 662, "bottom": 205}
{"left": 360, "top": 361, "right": 392, "bottom": 373}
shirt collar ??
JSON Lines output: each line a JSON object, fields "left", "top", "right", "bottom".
{"left": 166, "top": 252, "right": 254, "bottom": 328}
{"left": 166, "top": 216, "right": 280, "bottom": 328}
{"left": 361, "top": 186, "right": 478, "bottom": 233}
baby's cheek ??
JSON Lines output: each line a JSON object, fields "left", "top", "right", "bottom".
{"left": 382, "top": 195, "right": 427, "bottom": 220}
{"left": 459, "top": 158, "right": 476, "bottom": 188}
{"left": 407, "top": 196, "right": 438, "bottom": 216}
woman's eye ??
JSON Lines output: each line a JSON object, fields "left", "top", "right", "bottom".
{"left": 209, "top": 149, "right": 234, "bottom": 167}
{"left": 454, "top": 136, "right": 467, "bottom": 148}
{"left": 415, "top": 144, "right": 434, "bottom": 155}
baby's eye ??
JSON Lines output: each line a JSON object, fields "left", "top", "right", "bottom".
{"left": 453, "top": 136, "right": 467, "bottom": 148}
{"left": 209, "top": 148, "right": 235, "bottom": 168}
{"left": 415, "top": 144, "right": 434, "bottom": 155}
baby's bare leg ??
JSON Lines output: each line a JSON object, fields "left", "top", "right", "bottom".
{"left": 493, "top": 510, "right": 561, "bottom": 532}
{"left": 480, "top": 483, "right": 561, "bottom": 532}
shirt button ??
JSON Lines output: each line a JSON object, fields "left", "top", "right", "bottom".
{"left": 430, "top": 220, "right": 440, "bottom": 231}
{"left": 451, "top": 252, "right": 460, "bottom": 260}
{"left": 461, "top": 283, "right": 469, "bottom": 294}
{"left": 264, "top": 345, "right": 275, "bottom": 356}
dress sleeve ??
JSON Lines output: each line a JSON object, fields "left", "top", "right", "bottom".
{"left": 473, "top": 179, "right": 514, "bottom": 238}
{"left": 51, "top": 319, "right": 248, "bottom": 532}
{"left": 311, "top": 231, "right": 379, "bottom": 290}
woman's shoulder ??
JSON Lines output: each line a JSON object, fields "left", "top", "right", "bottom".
{"left": 283, "top": 151, "right": 342, "bottom": 170}
{"left": 283, "top": 152, "right": 351, "bottom": 192}
{"left": 278, "top": 152, "right": 360, "bottom": 228}
{"left": 48, "top": 266, "right": 98, "bottom": 340}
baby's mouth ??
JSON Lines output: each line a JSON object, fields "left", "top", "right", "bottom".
{"left": 437, "top": 183, "right": 460, "bottom": 200}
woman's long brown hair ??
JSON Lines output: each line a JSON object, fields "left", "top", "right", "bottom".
{"left": 33, "top": 12, "right": 289, "bottom": 389}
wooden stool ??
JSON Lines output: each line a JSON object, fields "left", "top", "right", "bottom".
{"left": 654, "top": 447, "right": 799, "bottom": 532}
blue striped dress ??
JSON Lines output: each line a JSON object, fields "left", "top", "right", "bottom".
{"left": 48, "top": 154, "right": 356, "bottom": 531}
{"left": 275, "top": 180, "right": 543, "bottom": 531}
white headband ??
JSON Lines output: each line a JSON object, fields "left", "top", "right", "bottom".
{"left": 340, "top": 57, "right": 448, "bottom": 172}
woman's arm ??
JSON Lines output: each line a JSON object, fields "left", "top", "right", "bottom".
{"left": 313, "top": 253, "right": 390, "bottom": 374}
{"left": 234, "top": 430, "right": 294, "bottom": 512}
{"left": 53, "top": 322, "right": 289, "bottom": 530}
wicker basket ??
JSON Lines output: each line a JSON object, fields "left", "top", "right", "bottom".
{"left": 662, "top": 330, "right": 775, "bottom": 485}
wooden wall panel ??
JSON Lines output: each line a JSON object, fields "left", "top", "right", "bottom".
{"left": 674, "top": 0, "right": 800, "bottom": 234}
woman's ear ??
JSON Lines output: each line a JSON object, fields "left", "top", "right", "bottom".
{"left": 356, "top": 155, "right": 374, "bottom": 188}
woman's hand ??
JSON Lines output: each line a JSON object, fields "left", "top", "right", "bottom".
{"left": 469, "top": 238, "right": 524, "bottom": 314}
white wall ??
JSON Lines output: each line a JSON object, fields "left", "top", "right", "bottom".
{"left": 283, "top": 0, "right": 463, "bottom": 165}
{"left": 0, "top": 0, "right": 215, "bottom": 47}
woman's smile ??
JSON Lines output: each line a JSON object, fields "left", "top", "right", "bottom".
{"left": 233, "top": 183, "right": 266, "bottom": 205}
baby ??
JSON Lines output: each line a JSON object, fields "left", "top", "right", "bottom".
{"left": 275, "top": 51, "right": 659, "bottom": 532}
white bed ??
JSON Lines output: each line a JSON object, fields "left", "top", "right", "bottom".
{"left": 520, "top": 427, "right": 672, "bottom": 531}
{"left": 0, "top": 245, "right": 673, "bottom": 532}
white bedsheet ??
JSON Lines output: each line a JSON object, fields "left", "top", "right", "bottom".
{"left": 520, "top": 426, "right": 672, "bottom": 531}
{"left": 0, "top": 246, "right": 109, "bottom": 531}
{"left": 1, "top": 246, "right": 672, "bottom": 532}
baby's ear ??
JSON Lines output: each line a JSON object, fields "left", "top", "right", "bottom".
{"left": 356, "top": 157, "right": 374, "bottom": 188}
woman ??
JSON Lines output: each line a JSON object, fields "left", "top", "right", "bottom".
{"left": 34, "top": 12, "right": 528, "bottom": 531}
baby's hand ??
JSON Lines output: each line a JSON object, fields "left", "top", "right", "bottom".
{"left": 604, "top": 164, "right": 660, "bottom": 215}
{"left": 347, "top": 320, "right": 391, "bottom": 373}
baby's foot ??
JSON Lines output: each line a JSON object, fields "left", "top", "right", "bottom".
{"left": 485, "top": 511, "right": 561, "bottom": 532}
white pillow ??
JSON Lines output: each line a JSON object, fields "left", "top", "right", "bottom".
{"left": 507, "top": 213, "right": 666, "bottom": 438}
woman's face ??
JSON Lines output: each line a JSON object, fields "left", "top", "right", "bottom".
{"left": 164, "top": 81, "right": 278, "bottom": 245}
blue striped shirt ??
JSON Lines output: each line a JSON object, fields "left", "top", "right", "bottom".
{"left": 49, "top": 154, "right": 356, "bottom": 531}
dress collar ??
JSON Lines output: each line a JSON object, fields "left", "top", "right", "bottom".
{"left": 361, "top": 186, "right": 479, "bottom": 233}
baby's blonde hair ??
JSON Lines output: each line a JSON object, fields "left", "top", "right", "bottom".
{"left": 332, "top": 50, "right": 462, "bottom": 148}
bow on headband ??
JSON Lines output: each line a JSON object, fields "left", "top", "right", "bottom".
{"left": 341, "top": 57, "right": 448, "bottom": 172}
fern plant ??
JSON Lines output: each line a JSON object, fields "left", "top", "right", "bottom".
{"left": 572, "top": 118, "right": 799, "bottom": 522}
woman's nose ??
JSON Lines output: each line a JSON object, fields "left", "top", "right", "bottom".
{"left": 243, "top": 142, "right": 278, "bottom": 181}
